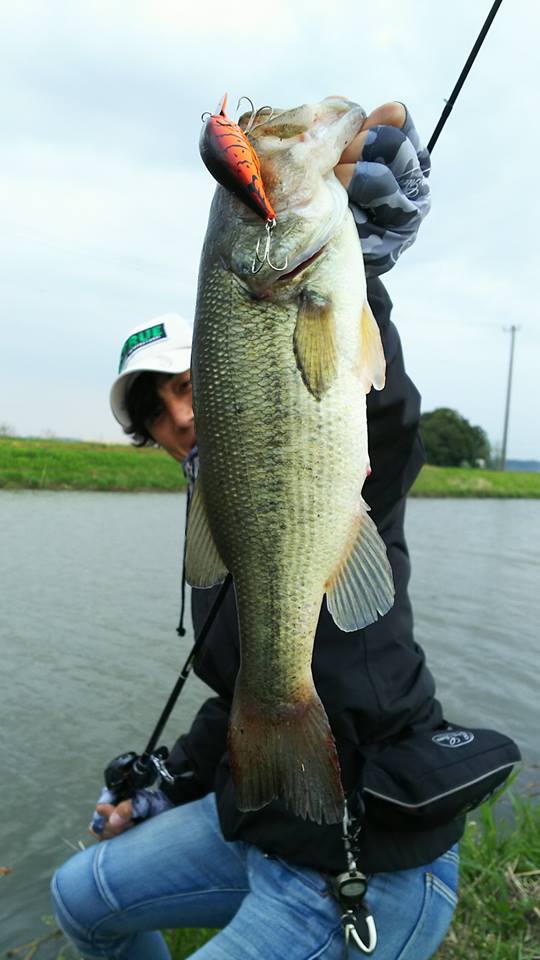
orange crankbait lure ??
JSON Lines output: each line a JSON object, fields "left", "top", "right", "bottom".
{"left": 199, "top": 93, "right": 276, "bottom": 223}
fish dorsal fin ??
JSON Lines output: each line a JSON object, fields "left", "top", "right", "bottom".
{"left": 185, "top": 480, "right": 228, "bottom": 588}
{"left": 326, "top": 507, "right": 394, "bottom": 630}
{"left": 358, "top": 300, "right": 386, "bottom": 394}
{"left": 293, "top": 291, "right": 337, "bottom": 400}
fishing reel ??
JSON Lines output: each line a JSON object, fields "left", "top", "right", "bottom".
{"left": 104, "top": 746, "right": 173, "bottom": 803}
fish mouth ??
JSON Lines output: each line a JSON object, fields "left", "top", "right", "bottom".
{"left": 276, "top": 244, "right": 327, "bottom": 283}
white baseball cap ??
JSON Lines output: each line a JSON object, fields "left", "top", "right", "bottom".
{"left": 110, "top": 313, "right": 193, "bottom": 428}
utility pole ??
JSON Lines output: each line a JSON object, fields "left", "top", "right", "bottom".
{"left": 500, "top": 325, "right": 519, "bottom": 470}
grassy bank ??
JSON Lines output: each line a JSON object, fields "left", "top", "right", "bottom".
{"left": 1, "top": 437, "right": 539, "bottom": 496}
{"left": 0, "top": 436, "right": 184, "bottom": 492}
{"left": 410, "top": 464, "right": 540, "bottom": 498}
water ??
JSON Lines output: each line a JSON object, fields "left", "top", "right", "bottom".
{"left": 1, "top": 491, "right": 539, "bottom": 950}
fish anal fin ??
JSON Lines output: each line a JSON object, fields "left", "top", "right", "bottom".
{"left": 185, "top": 481, "right": 228, "bottom": 588}
{"left": 229, "top": 682, "right": 344, "bottom": 825}
{"left": 358, "top": 300, "right": 386, "bottom": 393}
{"left": 293, "top": 290, "right": 337, "bottom": 400}
{"left": 326, "top": 509, "right": 394, "bottom": 630}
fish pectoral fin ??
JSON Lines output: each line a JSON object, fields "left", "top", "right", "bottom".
{"left": 358, "top": 300, "right": 386, "bottom": 393}
{"left": 293, "top": 290, "right": 337, "bottom": 400}
{"left": 326, "top": 508, "right": 395, "bottom": 630}
{"left": 185, "top": 481, "right": 228, "bottom": 588}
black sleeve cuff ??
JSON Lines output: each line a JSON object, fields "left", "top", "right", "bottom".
{"left": 161, "top": 696, "right": 231, "bottom": 806}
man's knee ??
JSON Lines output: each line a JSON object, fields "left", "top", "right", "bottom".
{"left": 51, "top": 848, "right": 104, "bottom": 951}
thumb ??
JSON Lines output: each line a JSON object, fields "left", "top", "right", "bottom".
{"left": 109, "top": 799, "right": 133, "bottom": 829}
{"left": 361, "top": 102, "right": 406, "bottom": 132}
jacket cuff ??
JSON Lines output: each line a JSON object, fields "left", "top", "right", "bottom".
{"left": 161, "top": 739, "right": 209, "bottom": 806}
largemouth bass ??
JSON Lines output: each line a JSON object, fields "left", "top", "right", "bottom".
{"left": 187, "top": 97, "right": 394, "bottom": 825}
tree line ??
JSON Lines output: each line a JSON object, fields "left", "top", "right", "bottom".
{"left": 420, "top": 408, "right": 491, "bottom": 468}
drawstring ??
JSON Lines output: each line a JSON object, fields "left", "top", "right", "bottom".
{"left": 177, "top": 447, "right": 199, "bottom": 638}
{"left": 177, "top": 484, "right": 191, "bottom": 638}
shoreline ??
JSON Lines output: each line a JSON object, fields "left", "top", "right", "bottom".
{"left": 1, "top": 437, "right": 539, "bottom": 497}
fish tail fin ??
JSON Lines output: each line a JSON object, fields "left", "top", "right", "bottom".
{"left": 229, "top": 683, "right": 344, "bottom": 825}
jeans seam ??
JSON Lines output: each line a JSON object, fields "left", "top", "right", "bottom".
{"left": 395, "top": 873, "right": 456, "bottom": 960}
{"left": 93, "top": 842, "right": 121, "bottom": 913}
{"left": 52, "top": 873, "right": 93, "bottom": 944}
{"left": 440, "top": 848, "right": 460, "bottom": 866}
{"left": 431, "top": 873, "right": 458, "bottom": 909}
{"left": 89, "top": 885, "right": 250, "bottom": 940}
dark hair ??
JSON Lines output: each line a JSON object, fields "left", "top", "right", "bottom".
{"left": 124, "top": 371, "right": 173, "bottom": 446}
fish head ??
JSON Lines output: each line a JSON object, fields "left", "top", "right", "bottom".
{"left": 225, "top": 97, "right": 366, "bottom": 292}
{"left": 245, "top": 97, "right": 365, "bottom": 198}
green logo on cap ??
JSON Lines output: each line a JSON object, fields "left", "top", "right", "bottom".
{"left": 118, "top": 323, "right": 166, "bottom": 373}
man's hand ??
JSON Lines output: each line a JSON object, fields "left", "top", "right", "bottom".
{"left": 335, "top": 102, "right": 407, "bottom": 190}
{"left": 90, "top": 796, "right": 134, "bottom": 841}
{"left": 89, "top": 787, "right": 173, "bottom": 841}
{"left": 334, "top": 101, "right": 431, "bottom": 278}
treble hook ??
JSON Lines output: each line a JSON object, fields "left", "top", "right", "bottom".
{"left": 236, "top": 97, "right": 275, "bottom": 135}
{"left": 251, "top": 220, "right": 288, "bottom": 274}
{"left": 248, "top": 105, "right": 275, "bottom": 134}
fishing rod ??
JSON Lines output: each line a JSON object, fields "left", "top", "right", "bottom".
{"left": 428, "top": 0, "right": 504, "bottom": 153}
{"left": 104, "top": 573, "right": 233, "bottom": 801}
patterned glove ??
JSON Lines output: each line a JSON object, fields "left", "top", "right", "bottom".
{"left": 90, "top": 785, "right": 173, "bottom": 835}
{"left": 347, "top": 106, "right": 431, "bottom": 277}
{"left": 130, "top": 787, "right": 174, "bottom": 820}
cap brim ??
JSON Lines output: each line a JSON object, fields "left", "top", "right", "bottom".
{"left": 110, "top": 346, "right": 191, "bottom": 428}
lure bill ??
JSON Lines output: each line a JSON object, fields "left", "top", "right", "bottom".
{"left": 199, "top": 93, "right": 276, "bottom": 223}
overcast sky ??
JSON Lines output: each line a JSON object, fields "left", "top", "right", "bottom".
{"left": 1, "top": 0, "right": 538, "bottom": 459}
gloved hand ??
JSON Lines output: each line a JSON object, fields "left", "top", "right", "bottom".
{"left": 334, "top": 102, "right": 431, "bottom": 277}
{"left": 89, "top": 785, "right": 173, "bottom": 841}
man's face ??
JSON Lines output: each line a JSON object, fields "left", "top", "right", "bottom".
{"left": 147, "top": 370, "right": 196, "bottom": 462}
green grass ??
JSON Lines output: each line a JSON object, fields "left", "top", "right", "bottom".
{"left": 0, "top": 436, "right": 185, "bottom": 492}
{"left": 434, "top": 791, "right": 540, "bottom": 959}
{"left": 410, "top": 464, "right": 540, "bottom": 498}
{"left": 164, "top": 927, "right": 216, "bottom": 958}
{"left": 1, "top": 437, "right": 539, "bottom": 496}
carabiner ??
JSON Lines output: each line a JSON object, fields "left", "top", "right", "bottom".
{"left": 342, "top": 909, "right": 377, "bottom": 957}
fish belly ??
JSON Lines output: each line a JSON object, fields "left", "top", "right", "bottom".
{"left": 192, "top": 214, "right": 369, "bottom": 822}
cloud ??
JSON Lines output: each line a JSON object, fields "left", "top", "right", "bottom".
{"left": 1, "top": 0, "right": 538, "bottom": 458}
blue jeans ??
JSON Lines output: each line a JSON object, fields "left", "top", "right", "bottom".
{"left": 51, "top": 794, "right": 458, "bottom": 960}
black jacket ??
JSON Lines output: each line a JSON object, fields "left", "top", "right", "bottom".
{"left": 162, "top": 277, "right": 464, "bottom": 873}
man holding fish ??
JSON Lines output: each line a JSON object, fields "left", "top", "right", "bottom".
{"left": 52, "top": 100, "right": 460, "bottom": 958}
